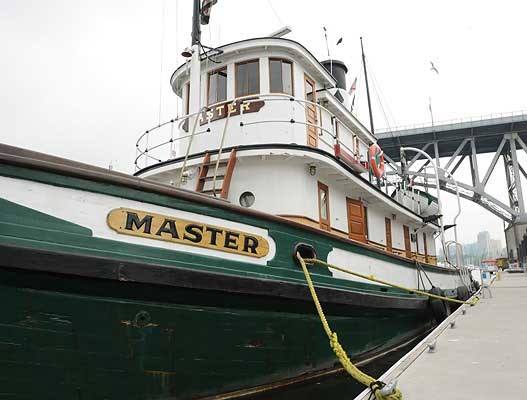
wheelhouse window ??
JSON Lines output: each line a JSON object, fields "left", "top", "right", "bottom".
{"left": 207, "top": 67, "right": 227, "bottom": 105}
{"left": 235, "top": 59, "right": 260, "bottom": 97}
{"left": 269, "top": 58, "right": 293, "bottom": 95}
{"left": 318, "top": 182, "right": 330, "bottom": 231}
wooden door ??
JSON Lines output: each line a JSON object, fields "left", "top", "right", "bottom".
{"left": 403, "top": 225, "right": 411, "bottom": 258}
{"left": 305, "top": 74, "right": 318, "bottom": 147}
{"left": 385, "top": 217, "right": 392, "bottom": 252}
{"left": 347, "top": 198, "right": 366, "bottom": 243}
{"left": 423, "top": 232, "right": 428, "bottom": 262}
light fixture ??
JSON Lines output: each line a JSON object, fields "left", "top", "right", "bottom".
{"left": 180, "top": 169, "right": 192, "bottom": 185}
{"left": 181, "top": 47, "right": 193, "bottom": 58}
{"left": 308, "top": 164, "right": 317, "bottom": 176}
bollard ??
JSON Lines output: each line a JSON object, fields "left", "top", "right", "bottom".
{"left": 427, "top": 340, "right": 437, "bottom": 353}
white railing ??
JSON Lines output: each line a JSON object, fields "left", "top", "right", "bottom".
{"left": 377, "top": 109, "right": 527, "bottom": 133}
{"left": 135, "top": 93, "right": 365, "bottom": 171}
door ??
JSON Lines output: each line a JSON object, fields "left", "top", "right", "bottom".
{"left": 423, "top": 232, "right": 428, "bottom": 262}
{"left": 317, "top": 182, "right": 330, "bottom": 231}
{"left": 385, "top": 217, "right": 392, "bottom": 252}
{"left": 305, "top": 74, "right": 318, "bottom": 147}
{"left": 347, "top": 198, "right": 366, "bottom": 243}
{"left": 403, "top": 225, "right": 411, "bottom": 258}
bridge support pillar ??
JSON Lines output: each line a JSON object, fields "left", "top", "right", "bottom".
{"left": 504, "top": 220, "right": 527, "bottom": 267}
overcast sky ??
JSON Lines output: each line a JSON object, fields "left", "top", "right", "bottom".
{"left": 2, "top": 0, "right": 527, "bottom": 247}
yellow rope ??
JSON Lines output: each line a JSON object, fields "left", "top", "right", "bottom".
{"left": 296, "top": 253, "right": 402, "bottom": 400}
{"left": 302, "top": 257, "right": 479, "bottom": 306}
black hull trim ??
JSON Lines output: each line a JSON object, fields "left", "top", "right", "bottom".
{"left": 0, "top": 243, "right": 428, "bottom": 311}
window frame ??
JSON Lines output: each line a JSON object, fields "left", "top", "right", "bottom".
{"left": 364, "top": 205, "right": 369, "bottom": 239}
{"left": 268, "top": 58, "right": 294, "bottom": 96}
{"left": 423, "top": 232, "right": 428, "bottom": 262}
{"left": 385, "top": 217, "right": 393, "bottom": 252}
{"left": 185, "top": 82, "right": 190, "bottom": 115}
{"left": 207, "top": 66, "right": 228, "bottom": 105}
{"left": 317, "top": 181, "right": 330, "bottom": 231}
{"left": 235, "top": 59, "right": 260, "bottom": 98}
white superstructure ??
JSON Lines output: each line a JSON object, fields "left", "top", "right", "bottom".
{"left": 135, "top": 37, "right": 440, "bottom": 266}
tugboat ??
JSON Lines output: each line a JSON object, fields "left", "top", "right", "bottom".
{"left": 0, "top": 1, "right": 472, "bottom": 399}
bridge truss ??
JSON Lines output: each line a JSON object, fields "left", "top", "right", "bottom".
{"left": 378, "top": 113, "right": 527, "bottom": 224}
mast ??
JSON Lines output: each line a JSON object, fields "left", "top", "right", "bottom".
{"left": 188, "top": 0, "right": 202, "bottom": 115}
{"left": 360, "top": 37, "right": 374, "bottom": 135}
{"left": 191, "top": 0, "right": 201, "bottom": 46}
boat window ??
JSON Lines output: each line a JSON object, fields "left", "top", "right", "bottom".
{"left": 207, "top": 67, "right": 227, "bottom": 105}
{"left": 236, "top": 59, "right": 260, "bottom": 97}
{"left": 353, "top": 135, "right": 360, "bottom": 157}
{"left": 318, "top": 181, "right": 330, "bottom": 231}
{"left": 305, "top": 78, "right": 315, "bottom": 103}
{"left": 269, "top": 58, "right": 293, "bottom": 95}
{"left": 239, "top": 191, "right": 255, "bottom": 208}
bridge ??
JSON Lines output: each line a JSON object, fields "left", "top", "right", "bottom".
{"left": 376, "top": 111, "right": 527, "bottom": 263}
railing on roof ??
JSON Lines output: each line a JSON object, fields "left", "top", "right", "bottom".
{"left": 135, "top": 93, "right": 367, "bottom": 171}
{"left": 377, "top": 109, "right": 527, "bottom": 134}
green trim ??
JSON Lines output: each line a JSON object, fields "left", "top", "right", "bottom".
{"left": 0, "top": 164, "right": 455, "bottom": 299}
{"left": 0, "top": 198, "right": 92, "bottom": 236}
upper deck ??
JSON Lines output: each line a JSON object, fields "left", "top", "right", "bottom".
{"left": 135, "top": 38, "right": 375, "bottom": 173}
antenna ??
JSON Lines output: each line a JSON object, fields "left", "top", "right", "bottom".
{"left": 323, "top": 26, "right": 332, "bottom": 74}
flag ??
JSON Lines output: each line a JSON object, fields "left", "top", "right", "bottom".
{"left": 350, "top": 94, "right": 356, "bottom": 112}
{"left": 348, "top": 76, "right": 357, "bottom": 95}
{"left": 201, "top": 0, "right": 218, "bottom": 25}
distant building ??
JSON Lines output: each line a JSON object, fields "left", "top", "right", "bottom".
{"left": 477, "top": 231, "right": 491, "bottom": 258}
{"left": 461, "top": 230, "right": 505, "bottom": 265}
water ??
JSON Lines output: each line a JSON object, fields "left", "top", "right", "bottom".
{"left": 247, "top": 339, "right": 418, "bottom": 400}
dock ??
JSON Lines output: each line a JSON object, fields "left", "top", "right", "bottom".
{"left": 354, "top": 272, "right": 527, "bottom": 399}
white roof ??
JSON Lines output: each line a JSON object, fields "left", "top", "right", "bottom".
{"left": 170, "top": 37, "right": 337, "bottom": 96}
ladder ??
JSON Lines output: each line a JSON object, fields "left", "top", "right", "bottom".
{"left": 195, "top": 149, "right": 237, "bottom": 199}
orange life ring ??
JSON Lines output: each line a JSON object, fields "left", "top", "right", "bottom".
{"left": 369, "top": 144, "right": 385, "bottom": 179}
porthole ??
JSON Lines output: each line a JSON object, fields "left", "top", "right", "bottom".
{"left": 239, "top": 191, "right": 255, "bottom": 208}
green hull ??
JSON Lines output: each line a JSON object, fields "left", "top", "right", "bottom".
{"left": 0, "top": 144, "right": 459, "bottom": 398}
{"left": 0, "top": 265, "right": 432, "bottom": 399}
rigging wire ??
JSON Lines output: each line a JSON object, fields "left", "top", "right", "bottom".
{"left": 158, "top": 0, "right": 167, "bottom": 126}
{"left": 353, "top": 57, "right": 365, "bottom": 119}
{"left": 368, "top": 65, "right": 398, "bottom": 131}
{"left": 369, "top": 70, "right": 393, "bottom": 133}
{"left": 175, "top": 0, "right": 179, "bottom": 119}
{"left": 266, "top": 0, "right": 284, "bottom": 26}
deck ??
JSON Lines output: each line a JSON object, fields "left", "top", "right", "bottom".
{"left": 354, "top": 271, "right": 527, "bottom": 399}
